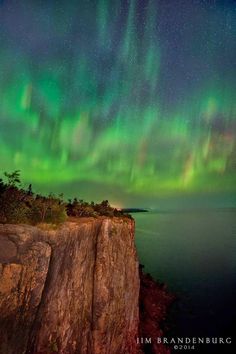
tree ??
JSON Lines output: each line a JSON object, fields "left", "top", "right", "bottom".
{"left": 101, "top": 200, "right": 110, "bottom": 208}
{"left": 0, "top": 186, "right": 30, "bottom": 223}
{"left": 0, "top": 178, "right": 6, "bottom": 195}
{"left": 29, "top": 194, "right": 66, "bottom": 224}
{"left": 4, "top": 170, "right": 21, "bottom": 187}
{"left": 27, "top": 184, "right": 33, "bottom": 196}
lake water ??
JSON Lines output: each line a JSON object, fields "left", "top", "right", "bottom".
{"left": 134, "top": 209, "right": 236, "bottom": 341}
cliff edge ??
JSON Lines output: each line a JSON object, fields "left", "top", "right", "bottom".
{"left": 0, "top": 218, "right": 140, "bottom": 354}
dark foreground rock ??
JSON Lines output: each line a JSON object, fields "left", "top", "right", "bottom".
{"left": 0, "top": 218, "right": 140, "bottom": 354}
{"left": 139, "top": 266, "right": 175, "bottom": 354}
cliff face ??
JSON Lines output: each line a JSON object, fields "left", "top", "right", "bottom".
{"left": 0, "top": 218, "right": 140, "bottom": 354}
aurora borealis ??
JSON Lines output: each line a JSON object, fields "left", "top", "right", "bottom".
{"left": 0, "top": 0, "right": 235, "bottom": 205}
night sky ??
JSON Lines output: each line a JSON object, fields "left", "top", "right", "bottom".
{"left": 0, "top": 0, "right": 235, "bottom": 206}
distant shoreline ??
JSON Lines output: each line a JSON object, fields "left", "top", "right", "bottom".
{"left": 120, "top": 208, "right": 149, "bottom": 213}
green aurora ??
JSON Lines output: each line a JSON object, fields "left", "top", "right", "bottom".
{"left": 0, "top": 0, "right": 235, "bottom": 205}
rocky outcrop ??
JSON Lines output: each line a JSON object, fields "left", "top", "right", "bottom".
{"left": 139, "top": 267, "right": 175, "bottom": 354}
{"left": 0, "top": 217, "right": 140, "bottom": 354}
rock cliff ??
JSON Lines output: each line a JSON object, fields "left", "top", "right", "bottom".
{"left": 0, "top": 217, "right": 140, "bottom": 354}
{"left": 139, "top": 267, "right": 175, "bottom": 354}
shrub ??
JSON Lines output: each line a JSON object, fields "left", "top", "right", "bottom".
{"left": 0, "top": 170, "right": 129, "bottom": 224}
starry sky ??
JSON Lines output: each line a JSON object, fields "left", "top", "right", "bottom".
{"left": 0, "top": 0, "right": 235, "bottom": 206}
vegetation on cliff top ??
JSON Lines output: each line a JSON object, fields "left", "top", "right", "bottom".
{"left": 0, "top": 170, "right": 130, "bottom": 225}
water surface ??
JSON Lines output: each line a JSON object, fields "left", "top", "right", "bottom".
{"left": 134, "top": 209, "right": 236, "bottom": 340}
